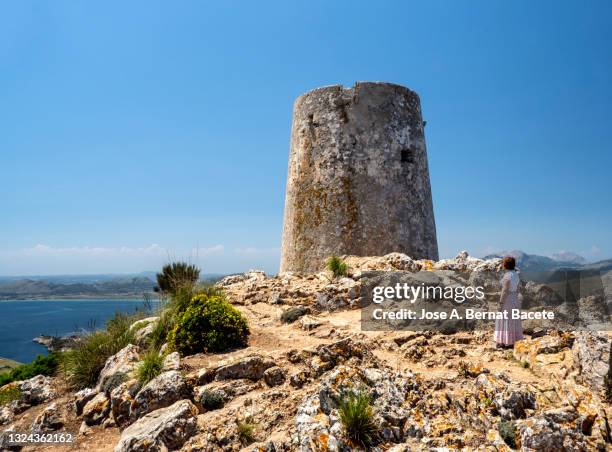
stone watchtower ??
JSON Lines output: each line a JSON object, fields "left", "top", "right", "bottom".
{"left": 280, "top": 82, "right": 438, "bottom": 273}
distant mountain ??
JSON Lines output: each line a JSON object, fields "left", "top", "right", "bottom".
{"left": 550, "top": 252, "right": 587, "bottom": 265}
{"left": 484, "top": 250, "right": 577, "bottom": 272}
{"left": 0, "top": 271, "right": 157, "bottom": 285}
{"left": 0, "top": 276, "right": 156, "bottom": 300}
{"left": 0, "top": 272, "right": 227, "bottom": 300}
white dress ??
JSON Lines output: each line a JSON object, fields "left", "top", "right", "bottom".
{"left": 494, "top": 270, "right": 523, "bottom": 345}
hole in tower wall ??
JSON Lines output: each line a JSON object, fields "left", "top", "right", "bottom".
{"left": 401, "top": 149, "right": 414, "bottom": 163}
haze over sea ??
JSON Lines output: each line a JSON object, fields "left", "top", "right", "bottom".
{"left": 0, "top": 299, "right": 154, "bottom": 363}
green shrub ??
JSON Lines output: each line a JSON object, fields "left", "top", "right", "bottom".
{"left": 168, "top": 293, "right": 249, "bottom": 356}
{"left": 498, "top": 420, "right": 518, "bottom": 449}
{"left": 156, "top": 262, "right": 200, "bottom": 295}
{"left": 62, "top": 312, "right": 135, "bottom": 389}
{"left": 326, "top": 255, "right": 348, "bottom": 278}
{"left": 337, "top": 388, "right": 379, "bottom": 448}
{"left": 0, "top": 386, "right": 21, "bottom": 406}
{"left": 137, "top": 350, "right": 164, "bottom": 385}
{"left": 236, "top": 417, "right": 256, "bottom": 445}
{"left": 200, "top": 389, "right": 225, "bottom": 410}
{"left": 0, "top": 354, "right": 59, "bottom": 387}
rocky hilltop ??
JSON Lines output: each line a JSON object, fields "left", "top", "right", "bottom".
{"left": 0, "top": 252, "right": 610, "bottom": 451}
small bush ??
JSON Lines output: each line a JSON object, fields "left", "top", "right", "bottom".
{"left": 137, "top": 350, "right": 164, "bottom": 385}
{"left": 498, "top": 420, "right": 518, "bottom": 449}
{"left": 0, "top": 354, "right": 59, "bottom": 387}
{"left": 156, "top": 262, "right": 200, "bottom": 295}
{"left": 168, "top": 293, "right": 249, "bottom": 356}
{"left": 326, "top": 255, "right": 348, "bottom": 278}
{"left": 237, "top": 417, "right": 256, "bottom": 445}
{"left": 337, "top": 388, "right": 379, "bottom": 448}
{"left": 62, "top": 312, "right": 135, "bottom": 389}
{"left": 200, "top": 389, "right": 225, "bottom": 410}
{"left": 0, "top": 386, "right": 21, "bottom": 406}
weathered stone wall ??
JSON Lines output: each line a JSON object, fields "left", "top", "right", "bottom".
{"left": 280, "top": 82, "right": 438, "bottom": 273}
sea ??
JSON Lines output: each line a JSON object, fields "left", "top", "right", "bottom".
{"left": 0, "top": 299, "right": 156, "bottom": 364}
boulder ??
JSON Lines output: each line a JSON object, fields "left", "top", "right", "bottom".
{"left": 114, "top": 400, "right": 198, "bottom": 452}
{"left": 131, "top": 317, "right": 159, "bottom": 343}
{"left": 162, "top": 352, "right": 180, "bottom": 372}
{"left": 517, "top": 415, "right": 589, "bottom": 451}
{"left": 19, "top": 375, "right": 56, "bottom": 405}
{"left": 214, "top": 355, "right": 275, "bottom": 381}
{"left": 32, "top": 403, "right": 64, "bottom": 432}
{"left": 494, "top": 389, "right": 536, "bottom": 420}
{"left": 0, "top": 406, "right": 14, "bottom": 426}
{"left": 289, "top": 370, "right": 310, "bottom": 389}
{"left": 110, "top": 379, "right": 141, "bottom": 427}
{"left": 263, "top": 366, "right": 286, "bottom": 387}
{"left": 300, "top": 315, "right": 322, "bottom": 331}
{"left": 130, "top": 370, "right": 189, "bottom": 420}
{"left": 280, "top": 305, "right": 309, "bottom": 323}
{"left": 316, "top": 338, "right": 369, "bottom": 364}
{"left": 97, "top": 344, "right": 140, "bottom": 393}
{"left": 74, "top": 387, "right": 98, "bottom": 416}
{"left": 572, "top": 331, "right": 612, "bottom": 399}
{"left": 83, "top": 392, "right": 110, "bottom": 426}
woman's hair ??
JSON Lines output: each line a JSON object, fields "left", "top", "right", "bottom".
{"left": 502, "top": 256, "right": 516, "bottom": 270}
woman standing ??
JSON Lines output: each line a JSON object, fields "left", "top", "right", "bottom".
{"left": 494, "top": 256, "right": 523, "bottom": 348}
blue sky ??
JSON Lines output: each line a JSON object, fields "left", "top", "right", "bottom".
{"left": 1, "top": 1, "right": 611, "bottom": 275}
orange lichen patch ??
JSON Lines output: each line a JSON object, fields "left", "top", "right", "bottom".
{"left": 430, "top": 421, "right": 458, "bottom": 436}
{"left": 421, "top": 260, "right": 434, "bottom": 271}
{"left": 314, "top": 433, "right": 330, "bottom": 451}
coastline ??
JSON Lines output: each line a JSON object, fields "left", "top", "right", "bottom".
{"left": 0, "top": 356, "right": 21, "bottom": 374}
{"left": 0, "top": 295, "right": 151, "bottom": 301}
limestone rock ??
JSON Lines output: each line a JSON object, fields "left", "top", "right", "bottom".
{"left": 130, "top": 370, "right": 189, "bottom": 420}
{"left": 263, "top": 366, "right": 286, "bottom": 387}
{"left": 97, "top": 344, "right": 140, "bottom": 393}
{"left": 83, "top": 392, "right": 110, "bottom": 426}
{"left": 280, "top": 305, "right": 309, "bottom": 323}
{"left": 572, "top": 331, "right": 612, "bottom": 399}
{"left": 517, "top": 414, "right": 589, "bottom": 451}
{"left": 214, "top": 355, "right": 275, "bottom": 381}
{"left": 0, "top": 406, "right": 14, "bottom": 426}
{"left": 494, "top": 389, "right": 536, "bottom": 420}
{"left": 110, "top": 379, "right": 140, "bottom": 427}
{"left": 130, "top": 317, "right": 159, "bottom": 343}
{"left": 74, "top": 387, "right": 98, "bottom": 416}
{"left": 289, "top": 370, "right": 310, "bottom": 389}
{"left": 32, "top": 403, "right": 64, "bottom": 432}
{"left": 114, "top": 400, "right": 198, "bottom": 452}
{"left": 162, "top": 351, "right": 180, "bottom": 372}
{"left": 300, "top": 314, "right": 322, "bottom": 331}
{"left": 18, "top": 375, "right": 56, "bottom": 405}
